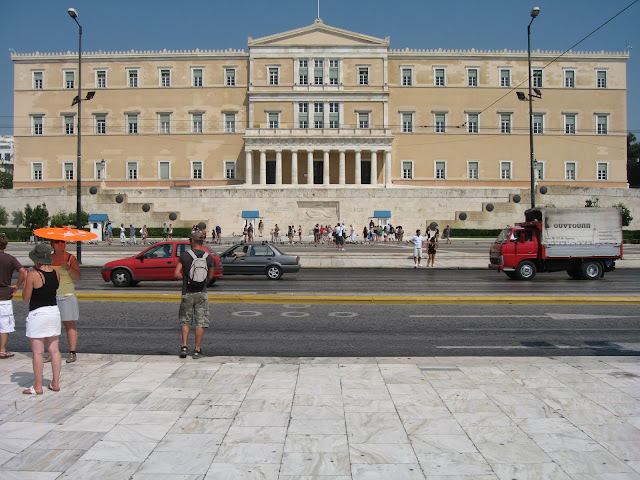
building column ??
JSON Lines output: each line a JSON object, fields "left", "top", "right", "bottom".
{"left": 384, "top": 150, "right": 392, "bottom": 187}
{"left": 275, "top": 149, "right": 282, "bottom": 185}
{"left": 355, "top": 150, "right": 362, "bottom": 185}
{"left": 259, "top": 150, "right": 267, "bottom": 185}
{"left": 339, "top": 150, "right": 346, "bottom": 185}
{"left": 323, "top": 150, "right": 330, "bottom": 185}
{"left": 245, "top": 150, "right": 253, "bottom": 185}
{"left": 291, "top": 150, "right": 298, "bottom": 185}
{"left": 307, "top": 151, "right": 313, "bottom": 185}
{"left": 370, "top": 150, "right": 377, "bottom": 185}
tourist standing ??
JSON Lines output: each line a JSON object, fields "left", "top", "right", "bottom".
{"left": 409, "top": 229, "right": 425, "bottom": 268}
{"left": 0, "top": 233, "right": 27, "bottom": 359}
{"left": 120, "top": 224, "right": 126, "bottom": 246}
{"left": 129, "top": 224, "right": 136, "bottom": 245}
{"left": 426, "top": 236, "right": 439, "bottom": 267}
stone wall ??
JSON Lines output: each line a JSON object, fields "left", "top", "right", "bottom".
{"left": 1, "top": 185, "right": 638, "bottom": 234}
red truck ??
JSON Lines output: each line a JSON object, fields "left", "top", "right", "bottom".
{"left": 489, "top": 207, "right": 623, "bottom": 280}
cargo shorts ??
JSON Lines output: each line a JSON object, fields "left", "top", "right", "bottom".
{"left": 178, "top": 292, "right": 210, "bottom": 328}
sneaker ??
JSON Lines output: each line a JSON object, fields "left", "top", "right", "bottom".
{"left": 192, "top": 349, "right": 205, "bottom": 360}
{"left": 44, "top": 355, "right": 51, "bottom": 363}
{"left": 66, "top": 352, "right": 77, "bottom": 363}
{"left": 418, "top": 264, "right": 423, "bottom": 267}
{"left": 179, "top": 346, "right": 188, "bottom": 359}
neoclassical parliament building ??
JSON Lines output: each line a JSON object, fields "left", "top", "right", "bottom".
{"left": 8, "top": 19, "right": 633, "bottom": 230}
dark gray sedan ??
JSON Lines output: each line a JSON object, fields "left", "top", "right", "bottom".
{"left": 220, "top": 242, "right": 301, "bottom": 279}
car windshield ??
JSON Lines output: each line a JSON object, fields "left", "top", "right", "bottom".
{"left": 494, "top": 229, "right": 511, "bottom": 245}
{"left": 141, "top": 244, "right": 173, "bottom": 258}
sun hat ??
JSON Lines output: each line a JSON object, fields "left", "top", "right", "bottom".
{"left": 29, "top": 243, "right": 53, "bottom": 265}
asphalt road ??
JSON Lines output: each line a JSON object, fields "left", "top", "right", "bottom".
{"left": 7, "top": 302, "right": 640, "bottom": 357}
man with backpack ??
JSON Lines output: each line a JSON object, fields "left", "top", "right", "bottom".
{"left": 174, "top": 231, "right": 215, "bottom": 359}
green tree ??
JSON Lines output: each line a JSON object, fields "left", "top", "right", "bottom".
{"left": 615, "top": 203, "right": 633, "bottom": 227}
{"left": 628, "top": 133, "right": 640, "bottom": 188}
{"left": 68, "top": 210, "right": 89, "bottom": 228}
{"left": 23, "top": 203, "right": 50, "bottom": 229}
{"left": 0, "top": 206, "right": 7, "bottom": 226}
{"left": 0, "top": 171, "right": 12, "bottom": 189}
{"left": 11, "top": 210, "right": 23, "bottom": 230}
{"left": 49, "top": 212, "right": 70, "bottom": 227}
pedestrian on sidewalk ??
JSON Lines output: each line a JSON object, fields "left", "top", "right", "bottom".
{"left": 22, "top": 244, "right": 62, "bottom": 394}
{"left": 409, "top": 229, "right": 425, "bottom": 268}
{"left": 258, "top": 219, "right": 264, "bottom": 237}
{"left": 0, "top": 233, "right": 27, "bottom": 359}
{"left": 298, "top": 225, "right": 303, "bottom": 243}
{"left": 426, "top": 236, "right": 440, "bottom": 267}
{"left": 120, "top": 224, "right": 126, "bottom": 246}
{"left": 106, "top": 222, "right": 113, "bottom": 245}
{"left": 443, "top": 225, "right": 452, "bottom": 244}
{"left": 141, "top": 225, "right": 148, "bottom": 245}
{"left": 50, "top": 238, "right": 81, "bottom": 363}
{"left": 129, "top": 224, "right": 137, "bottom": 245}
{"left": 174, "top": 231, "right": 215, "bottom": 360}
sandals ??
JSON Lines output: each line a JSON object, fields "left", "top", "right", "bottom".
{"left": 47, "top": 384, "right": 60, "bottom": 392}
{"left": 0, "top": 351, "right": 15, "bottom": 359}
{"left": 23, "top": 386, "right": 43, "bottom": 395}
{"left": 179, "top": 346, "right": 188, "bottom": 359}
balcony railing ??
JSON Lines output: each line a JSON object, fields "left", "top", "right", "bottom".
{"left": 245, "top": 127, "right": 392, "bottom": 137}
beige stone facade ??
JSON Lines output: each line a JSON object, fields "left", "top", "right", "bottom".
{"left": 10, "top": 19, "right": 632, "bottom": 230}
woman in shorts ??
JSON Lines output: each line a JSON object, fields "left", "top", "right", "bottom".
{"left": 22, "top": 244, "right": 61, "bottom": 394}
{"left": 51, "top": 239, "right": 81, "bottom": 363}
{"left": 426, "top": 236, "right": 439, "bottom": 267}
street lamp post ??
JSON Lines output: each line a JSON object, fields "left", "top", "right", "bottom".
{"left": 528, "top": 6, "right": 540, "bottom": 209}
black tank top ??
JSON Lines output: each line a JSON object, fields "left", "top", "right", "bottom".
{"left": 29, "top": 269, "right": 59, "bottom": 311}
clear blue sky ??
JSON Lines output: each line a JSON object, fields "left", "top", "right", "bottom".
{"left": 1, "top": 0, "right": 638, "bottom": 137}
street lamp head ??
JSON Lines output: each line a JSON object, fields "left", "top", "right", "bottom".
{"left": 530, "top": 6, "right": 540, "bottom": 18}
{"left": 67, "top": 8, "right": 78, "bottom": 19}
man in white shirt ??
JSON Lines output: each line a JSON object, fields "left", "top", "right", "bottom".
{"left": 409, "top": 229, "right": 425, "bottom": 268}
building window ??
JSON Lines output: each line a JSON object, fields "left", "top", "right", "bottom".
{"left": 32, "top": 162, "right": 43, "bottom": 180}
{"left": 298, "top": 103, "right": 308, "bottom": 128}
{"left": 533, "top": 114, "right": 543, "bottom": 134}
{"left": 268, "top": 112, "right": 279, "bottom": 129}
{"left": 127, "top": 161, "right": 138, "bottom": 180}
{"left": 564, "top": 114, "right": 576, "bottom": 134}
{"left": 597, "top": 162, "right": 608, "bottom": 180}
{"left": 96, "top": 161, "right": 106, "bottom": 180}
{"left": 467, "top": 113, "right": 479, "bottom": 133}
{"left": 532, "top": 69, "right": 543, "bottom": 88}
{"left": 224, "top": 113, "right": 236, "bottom": 133}
{"left": 358, "top": 67, "right": 369, "bottom": 85}
{"left": 467, "top": 68, "right": 478, "bottom": 87}
{"left": 191, "top": 113, "right": 203, "bottom": 133}
{"left": 564, "top": 70, "right": 575, "bottom": 88}
{"left": 500, "top": 69, "right": 510, "bottom": 87}
{"left": 500, "top": 161, "right": 512, "bottom": 180}
{"left": 500, "top": 113, "right": 512, "bottom": 134}
{"left": 402, "top": 161, "right": 413, "bottom": 179}
{"left": 358, "top": 112, "right": 369, "bottom": 129}
{"left": 314, "top": 103, "right": 324, "bottom": 129}
{"left": 328, "top": 102, "right": 339, "bottom": 129}
{"left": 468, "top": 161, "right": 479, "bottom": 180}
{"left": 298, "top": 60, "right": 308, "bottom": 85}
{"left": 192, "top": 68, "right": 203, "bottom": 87}
{"left": 434, "top": 68, "right": 445, "bottom": 86}
{"left": 127, "top": 114, "right": 138, "bottom": 134}
{"left": 596, "top": 70, "right": 607, "bottom": 88}
{"left": 192, "top": 161, "right": 203, "bottom": 179}
{"left": 402, "top": 68, "right": 412, "bottom": 86}
{"left": 32, "top": 115, "right": 43, "bottom": 135}
{"left": 96, "top": 70, "right": 107, "bottom": 88}
{"left": 160, "top": 69, "right": 171, "bottom": 87}
{"left": 159, "top": 113, "right": 171, "bottom": 134}
{"left": 127, "top": 69, "right": 138, "bottom": 88}
{"left": 435, "top": 113, "right": 446, "bottom": 133}
{"left": 33, "top": 71, "right": 43, "bottom": 89}
{"left": 225, "top": 68, "right": 236, "bottom": 86}
{"left": 64, "top": 70, "right": 75, "bottom": 89}
{"left": 159, "top": 161, "right": 170, "bottom": 180}
{"left": 329, "top": 59, "right": 339, "bottom": 85}
{"left": 95, "top": 114, "right": 106, "bottom": 135}
{"left": 565, "top": 162, "right": 576, "bottom": 180}
{"left": 63, "top": 115, "right": 74, "bottom": 135}
{"left": 535, "top": 161, "right": 544, "bottom": 180}
{"left": 402, "top": 113, "right": 413, "bottom": 133}
{"left": 268, "top": 67, "right": 279, "bottom": 85}
{"left": 435, "top": 161, "right": 446, "bottom": 179}
{"left": 596, "top": 115, "right": 608, "bottom": 135}
{"left": 225, "top": 161, "right": 236, "bottom": 180}
{"left": 314, "top": 59, "right": 323, "bottom": 85}
{"left": 64, "top": 162, "right": 74, "bottom": 180}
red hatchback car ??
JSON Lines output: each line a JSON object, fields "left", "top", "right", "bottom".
{"left": 101, "top": 241, "right": 223, "bottom": 287}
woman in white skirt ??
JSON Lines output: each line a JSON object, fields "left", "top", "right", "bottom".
{"left": 22, "top": 243, "right": 61, "bottom": 394}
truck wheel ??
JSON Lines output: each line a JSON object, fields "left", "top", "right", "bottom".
{"left": 505, "top": 271, "right": 517, "bottom": 280}
{"left": 581, "top": 261, "right": 602, "bottom": 280}
{"left": 567, "top": 267, "right": 582, "bottom": 280}
{"left": 516, "top": 261, "right": 536, "bottom": 281}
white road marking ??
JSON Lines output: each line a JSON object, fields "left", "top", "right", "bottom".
{"left": 281, "top": 311, "right": 310, "bottom": 317}
{"left": 328, "top": 312, "right": 358, "bottom": 318}
{"left": 231, "top": 311, "right": 262, "bottom": 317}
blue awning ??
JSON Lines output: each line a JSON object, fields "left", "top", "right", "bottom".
{"left": 241, "top": 210, "right": 260, "bottom": 219}
{"left": 88, "top": 214, "right": 109, "bottom": 222}
{"left": 373, "top": 210, "right": 391, "bottom": 219}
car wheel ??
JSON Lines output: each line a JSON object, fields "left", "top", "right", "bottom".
{"left": 111, "top": 269, "right": 132, "bottom": 287}
{"left": 515, "top": 260, "right": 536, "bottom": 281}
{"left": 266, "top": 265, "right": 283, "bottom": 280}
{"left": 581, "top": 261, "right": 602, "bottom": 280}
{"left": 505, "top": 271, "right": 517, "bottom": 280}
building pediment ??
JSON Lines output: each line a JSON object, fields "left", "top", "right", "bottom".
{"left": 248, "top": 18, "right": 389, "bottom": 48}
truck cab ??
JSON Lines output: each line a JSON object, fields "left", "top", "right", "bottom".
{"left": 490, "top": 225, "right": 539, "bottom": 279}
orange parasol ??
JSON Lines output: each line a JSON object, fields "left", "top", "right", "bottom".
{"left": 33, "top": 226, "right": 98, "bottom": 242}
